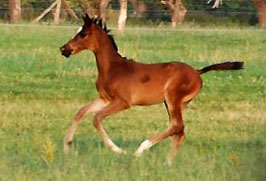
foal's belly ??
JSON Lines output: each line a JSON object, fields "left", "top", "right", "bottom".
{"left": 130, "top": 83, "right": 165, "bottom": 105}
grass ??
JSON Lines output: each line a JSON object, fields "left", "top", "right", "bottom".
{"left": 0, "top": 24, "right": 265, "bottom": 181}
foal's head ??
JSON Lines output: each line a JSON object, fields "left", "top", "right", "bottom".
{"left": 60, "top": 14, "right": 113, "bottom": 58}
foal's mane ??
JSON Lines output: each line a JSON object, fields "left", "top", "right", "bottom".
{"left": 89, "top": 17, "right": 118, "bottom": 52}
{"left": 83, "top": 14, "right": 131, "bottom": 60}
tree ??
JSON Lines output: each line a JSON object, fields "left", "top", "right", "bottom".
{"left": 209, "top": 0, "right": 266, "bottom": 28}
{"left": 129, "top": 0, "right": 146, "bottom": 17}
{"left": 118, "top": 0, "right": 128, "bottom": 32}
{"left": 8, "top": 0, "right": 21, "bottom": 23}
{"left": 252, "top": 0, "right": 266, "bottom": 28}
{"left": 32, "top": 0, "right": 78, "bottom": 24}
{"left": 161, "top": 0, "right": 187, "bottom": 27}
{"left": 100, "top": 0, "right": 112, "bottom": 22}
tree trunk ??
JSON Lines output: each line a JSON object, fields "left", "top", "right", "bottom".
{"left": 172, "top": 0, "right": 187, "bottom": 27}
{"left": 118, "top": 0, "right": 128, "bottom": 32}
{"left": 32, "top": 1, "right": 58, "bottom": 23}
{"left": 252, "top": 0, "right": 266, "bottom": 28}
{"left": 100, "top": 0, "right": 111, "bottom": 23}
{"left": 8, "top": 0, "right": 21, "bottom": 23}
{"left": 86, "top": 0, "right": 101, "bottom": 17}
{"left": 54, "top": 0, "right": 61, "bottom": 24}
{"left": 161, "top": 0, "right": 187, "bottom": 27}
{"left": 129, "top": 0, "right": 146, "bottom": 17}
{"left": 62, "top": 0, "right": 78, "bottom": 21}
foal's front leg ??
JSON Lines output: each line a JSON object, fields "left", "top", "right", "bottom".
{"left": 64, "top": 98, "right": 108, "bottom": 154}
{"left": 93, "top": 99, "right": 130, "bottom": 154}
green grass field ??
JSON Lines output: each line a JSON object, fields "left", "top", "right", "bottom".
{"left": 0, "top": 25, "right": 265, "bottom": 181}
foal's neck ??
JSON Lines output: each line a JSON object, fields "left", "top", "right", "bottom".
{"left": 93, "top": 33, "right": 123, "bottom": 77}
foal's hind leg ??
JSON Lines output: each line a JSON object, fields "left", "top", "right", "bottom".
{"left": 167, "top": 131, "right": 185, "bottom": 165}
{"left": 64, "top": 98, "right": 108, "bottom": 154}
{"left": 166, "top": 98, "right": 198, "bottom": 164}
{"left": 165, "top": 101, "right": 186, "bottom": 165}
{"left": 135, "top": 99, "right": 184, "bottom": 157}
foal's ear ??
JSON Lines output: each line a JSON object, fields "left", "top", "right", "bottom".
{"left": 82, "top": 13, "right": 92, "bottom": 26}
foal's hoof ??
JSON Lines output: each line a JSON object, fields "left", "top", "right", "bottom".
{"left": 134, "top": 140, "right": 152, "bottom": 157}
{"left": 63, "top": 144, "right": 71, "bottom": 155}
{"left": 166, "top": 157, "right": 173, "bottom": 166}
{"left": 111, "top": 147, "right": 127, "bottom": 154}
{"left": 166, "top": 153, "right": 176, "bottom": 166}
{"left": 134, "top": 151, "right": 142, "bottom": 157}
{"left": 120, "top": 149, "right": 127, "bottom": 155}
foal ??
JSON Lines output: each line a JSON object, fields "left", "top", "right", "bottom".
{"left": 60, "top": 14, "right": 243, "bottom": 163}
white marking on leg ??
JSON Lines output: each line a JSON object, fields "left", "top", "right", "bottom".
{"left": 106, "top": 138, "right": 126, "bottom": 154}
{"left": 135, "top": 140, "right": 153, "bottom": 157}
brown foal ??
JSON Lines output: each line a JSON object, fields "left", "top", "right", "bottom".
{"left": 60, "top": 14, "right": 243, "bottom": 164}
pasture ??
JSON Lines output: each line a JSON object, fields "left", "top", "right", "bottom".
{"left": 0, "top": 25, "right": 265, "bottom": 180}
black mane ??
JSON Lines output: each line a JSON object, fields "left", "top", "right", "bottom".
{"left": 91, "top": 17, "right": 118, "bottom": 52}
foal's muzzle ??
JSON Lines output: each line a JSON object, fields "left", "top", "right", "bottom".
{"left": 60, "top": 44, "right": 73, "bottom": 58}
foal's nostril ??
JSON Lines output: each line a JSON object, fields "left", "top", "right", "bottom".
{"left": 60, "top": 45, "right": 73, "bottom": 58}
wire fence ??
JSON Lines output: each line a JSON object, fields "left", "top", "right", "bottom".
{"left": 0, "top": 1, "right": 258, "bottom": 26}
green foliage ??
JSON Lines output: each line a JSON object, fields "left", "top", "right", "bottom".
{"left": 0, "top": 25, "right": 265, "bottom": 180}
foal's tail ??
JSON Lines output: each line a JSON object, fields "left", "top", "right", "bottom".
{"left": 197, "top": 61, "right": 244, "bottom": 75}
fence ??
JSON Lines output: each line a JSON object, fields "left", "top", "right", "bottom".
{"left": 0, "top": 0, "right": 258, "bottom": 26}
